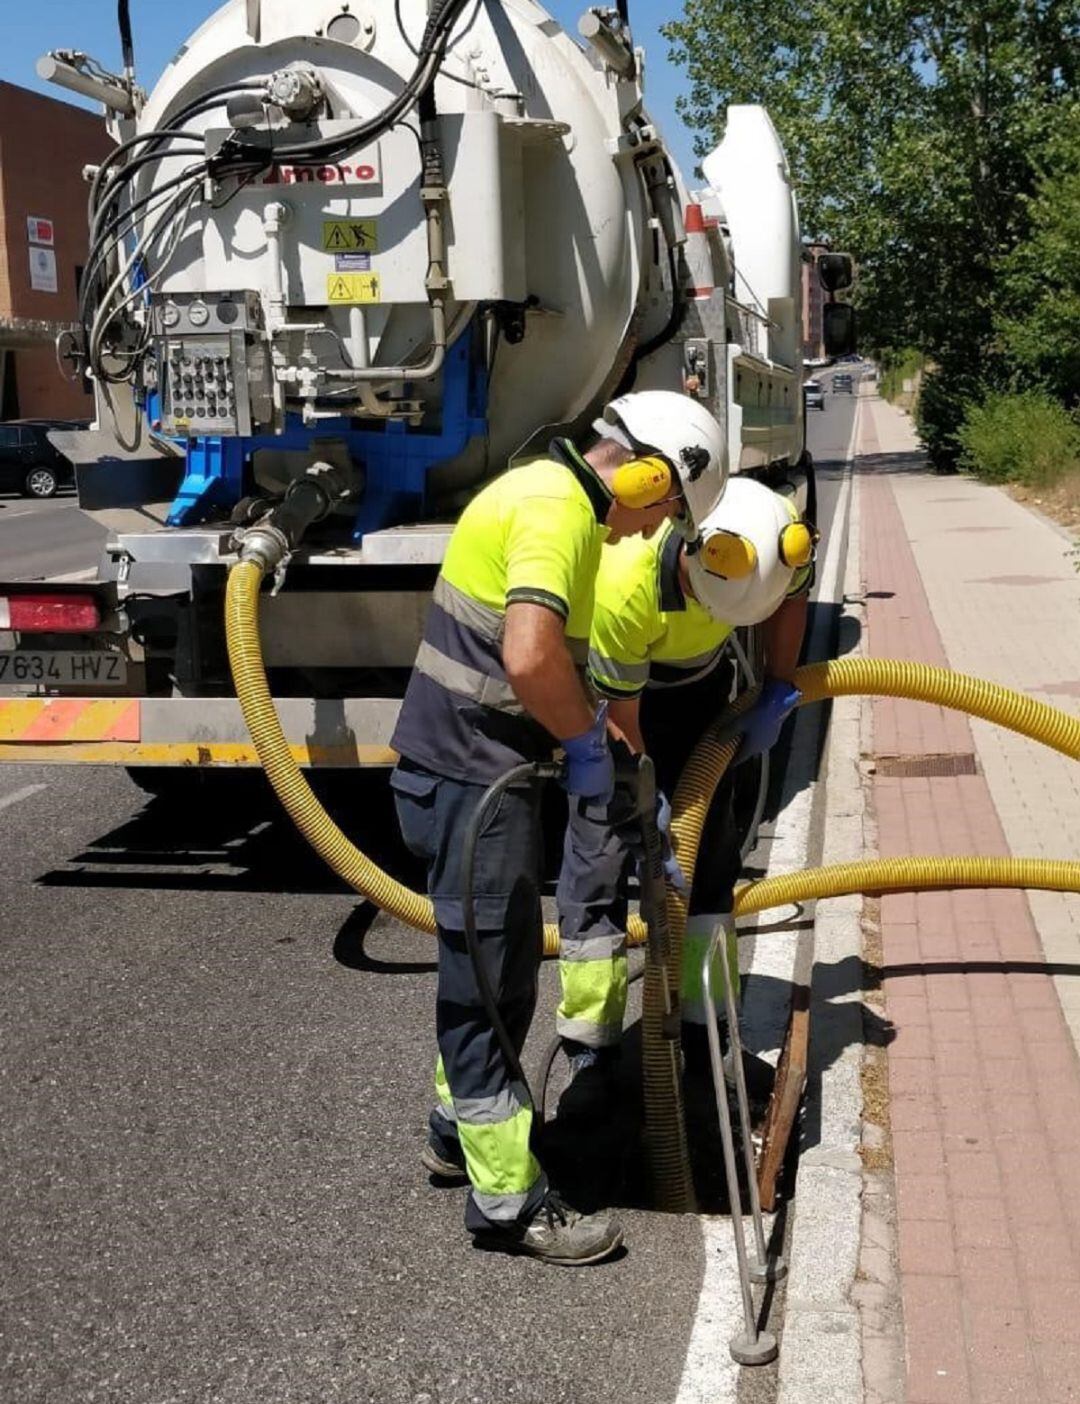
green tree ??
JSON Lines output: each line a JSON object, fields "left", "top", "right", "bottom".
{"left": 996, "top": 102, "right": 1080, "bottom": 405}
{"left": 663, "top": 0, "right": 1080, "bottom": 464}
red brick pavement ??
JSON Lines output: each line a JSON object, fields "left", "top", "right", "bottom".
{"left": 861, "top": 466, "right": 1080, "bottom": 1404}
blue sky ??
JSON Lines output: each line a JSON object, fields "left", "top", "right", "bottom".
{"left": 0, "top": 0, "right": 699, "bottom": 174}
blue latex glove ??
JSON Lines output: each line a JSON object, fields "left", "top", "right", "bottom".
{"left": 737, "top": 680, "right": 802, "bottom": 765}
{"left": 655, "top": 790, "right": 688, "bottom": 893}
{"left": 561, "top": 704, "right": 615, "bottom": 802}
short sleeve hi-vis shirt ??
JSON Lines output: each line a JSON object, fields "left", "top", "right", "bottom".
{"left": 391, "top": 440, "right": 611, "bottom": 782}
{"left": 588, "top": 523, "right": 732, "bottom": 699}
{"left": 588, "top": 506, "right": 813, "bottom": 699}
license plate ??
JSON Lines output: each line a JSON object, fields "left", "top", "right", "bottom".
{"left": 0, "top": 650, "right": 128, "bottom": 688}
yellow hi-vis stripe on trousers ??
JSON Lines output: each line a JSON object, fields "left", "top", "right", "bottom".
{"left": 681, "top": 913, "right": 740, "bottom": 1025}
{"left": 557, "top": 952, "right": 629, "bottom": 1047}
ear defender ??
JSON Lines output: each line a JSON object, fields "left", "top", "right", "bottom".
{"left": 779, "top": 521, "right": 818, "bottom": 569}
{"left": 700, "top": 530, "right": 758, "bottom": 580}
{"left": 611, "top": 456, "right": 673, "bottom": 509}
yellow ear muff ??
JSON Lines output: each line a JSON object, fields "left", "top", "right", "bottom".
{"left": 611, "top": 456, "right": 673, "bottom": 509}
{"left": 779, "top": 521, "right": 816, "bottom": 569}
{"left": 701, "top": 531, "right": 758, "bottom": 580}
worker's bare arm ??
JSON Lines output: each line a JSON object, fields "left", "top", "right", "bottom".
{"left": 762, "top": 592, "right": 808, "bottom": 682}
{"left": 503, "top": 601, "right": 596, "bottom": 739}
{"left": 607, "top": 696, "right": 646, "bottom": 753}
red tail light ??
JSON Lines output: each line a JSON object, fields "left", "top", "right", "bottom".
{"left": 0, "top": 593, "right": 102, "bottom": 633}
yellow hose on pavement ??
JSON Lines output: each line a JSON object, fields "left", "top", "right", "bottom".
{"left": 225, "top": 556, "right": 1080, "bottom": 1212}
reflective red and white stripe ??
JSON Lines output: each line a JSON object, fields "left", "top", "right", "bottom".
{"left": 683, "top": 203, "right": 716, "bottom": 300}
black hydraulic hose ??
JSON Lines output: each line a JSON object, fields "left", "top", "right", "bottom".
{"left": 633, "top": 248, "right": 686, "bottom": 363}
{"left": 461, "top": 762, "right": 563, "bottom": 1117}
{"left": 118, "top": 0, "right": 135, "bottom": 76}
{"left": 218, "top": 0, "right": 468, "bottom": 167}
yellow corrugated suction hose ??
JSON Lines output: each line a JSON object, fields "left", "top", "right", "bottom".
{"left": 227, "top": 560, "right": 438, "bottom": 934}
{"left": 225, "top": 557, "right": 1080, "bottom": 1212}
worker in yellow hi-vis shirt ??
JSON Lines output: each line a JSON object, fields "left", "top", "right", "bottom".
{"left": 390, "top": 390, "right": 728, "bottom": 1265}
{"left": 555, "top": 476, "right": 816, "bottom": 1092}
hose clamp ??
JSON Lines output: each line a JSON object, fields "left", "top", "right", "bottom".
{"left": 234, "top": 523, "right": 291, "bottom": 575}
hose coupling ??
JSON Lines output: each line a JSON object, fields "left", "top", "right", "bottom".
{"left": 234, "top": 522, "right": 291, "bottom": 575}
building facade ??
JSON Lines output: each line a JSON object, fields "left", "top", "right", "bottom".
{"left": 0, "top": 82, "right": 109, "bottom": 421}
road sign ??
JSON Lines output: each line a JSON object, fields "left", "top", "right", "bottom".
{"left": 327, "top": 273, "right": 381, "bottom": 304}
{"left": 322, "top": 220, "right": 378, "bottom": 253}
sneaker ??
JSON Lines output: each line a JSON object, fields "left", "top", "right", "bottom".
{"left": 472, "top": 1190, "right": 624, "bottom": 1266}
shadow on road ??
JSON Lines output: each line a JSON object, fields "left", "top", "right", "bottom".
{"left": 35, "top": 771, "right": 425, "bottom": 895}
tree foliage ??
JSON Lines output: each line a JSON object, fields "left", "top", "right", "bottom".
{"left": 663, "top": 1, "right": 1080, "bottom": 462}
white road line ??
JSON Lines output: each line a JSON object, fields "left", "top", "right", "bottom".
{"left": 675, "top": 429, "right": 858, "bottom": 1403}
{"left": 0, "top": 783, "right": 47, "bottom": 813}
{"left": 675, "top": 1217, "right": 750, "bottom": 1403}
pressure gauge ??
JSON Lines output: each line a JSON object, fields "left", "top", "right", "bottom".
{"left": 188, "top": 300, "right": 210, "bottom": 328}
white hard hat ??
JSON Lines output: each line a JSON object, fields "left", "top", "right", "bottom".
{"left": 597, "top": 390, "right": 728, "bottom": 537}
{"left": 686, "top": 476, "right": 816, "bottom": 626}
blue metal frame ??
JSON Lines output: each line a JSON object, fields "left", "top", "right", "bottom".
{"left": 165, "top": 325, "right": 489, "bottom": 540}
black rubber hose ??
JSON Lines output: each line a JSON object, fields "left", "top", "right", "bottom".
{"left": 219, "top": 0, "right": 468, "bottom": 167}
{"left": 118, "top": 0, "right": 135, "bottom": 74}
{"left": 461, "top": 763, "right": 562, "bottom": 1115}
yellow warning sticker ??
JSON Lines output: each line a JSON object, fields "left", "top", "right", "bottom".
{"left": 327, "top": 272, "right": 381, "bottom": 304}
{"left": 322, "top": 219, "right": 378, "bottom": 253}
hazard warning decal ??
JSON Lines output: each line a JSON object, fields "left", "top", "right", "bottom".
{"left": 327, "top": 273, "right": 381, "bottom": 304}
{"left": 322, "top": 220, "right": 378, "bottom": 253}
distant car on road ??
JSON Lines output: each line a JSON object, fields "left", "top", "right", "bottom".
{"left": 0, "top": 421, "right": 81, "bottom": 499}
{"left": 832, "top": 373, "right": 854, "bottom": 394}
{"left": 803, "top": 379, "right": 825, "bottom": 410}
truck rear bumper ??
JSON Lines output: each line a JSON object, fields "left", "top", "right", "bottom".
{"left": 0, "top": 696, "right": 400, "bottom": 767}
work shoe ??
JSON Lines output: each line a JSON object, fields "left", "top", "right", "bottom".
{"left": 557, "top": 1040, "right": 620, "bottom": 1121}
{"left": 471, "top": 1190, "right": 624, "bottom": 1266}
{"left": 563, "top": 1039, "right": 620, "bottom": 1082}
{"left": 420, "top": 1116, "right": 468, "bottom": 1183}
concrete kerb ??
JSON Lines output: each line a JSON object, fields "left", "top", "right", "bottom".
{"left": 777, "top": 407, "right": 879, "bottom": 1404}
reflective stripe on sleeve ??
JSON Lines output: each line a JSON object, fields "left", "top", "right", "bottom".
{"left": 587, "top": 649, "right": 649, "bottom": 691}
{"left": 505, "top": 586, "right": 570, "bottom": 620}
{"left": 647, "top": 647, "right": 726, "bottom": 690}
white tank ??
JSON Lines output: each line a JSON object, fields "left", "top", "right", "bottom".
{"left": 134, "top": 0, "right": 675, "bottom": 501}
{"left": 55, "top": 1, "right": 806, "bottom": 529}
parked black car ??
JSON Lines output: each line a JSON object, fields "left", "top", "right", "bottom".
{"left": 0, "top": 420, "right": 82, "bottom": 498}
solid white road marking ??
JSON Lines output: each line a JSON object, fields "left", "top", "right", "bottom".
{"left": 0, "top": 783, "right": 47, "bottom": 812}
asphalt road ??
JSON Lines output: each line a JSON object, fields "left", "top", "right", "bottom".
{"left": 0, "top": 389, "right": 856, "bottom": 1404}
{"left": 0, "top": 494, "right": 106, "bottom": 582}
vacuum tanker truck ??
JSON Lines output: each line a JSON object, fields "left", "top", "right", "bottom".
{"left": 0, "top": 0, "right": 822, "bottom": 786}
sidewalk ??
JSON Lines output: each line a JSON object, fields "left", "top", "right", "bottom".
{"left": 858, "top": 393, "right": 1080, "bottom": 1402}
